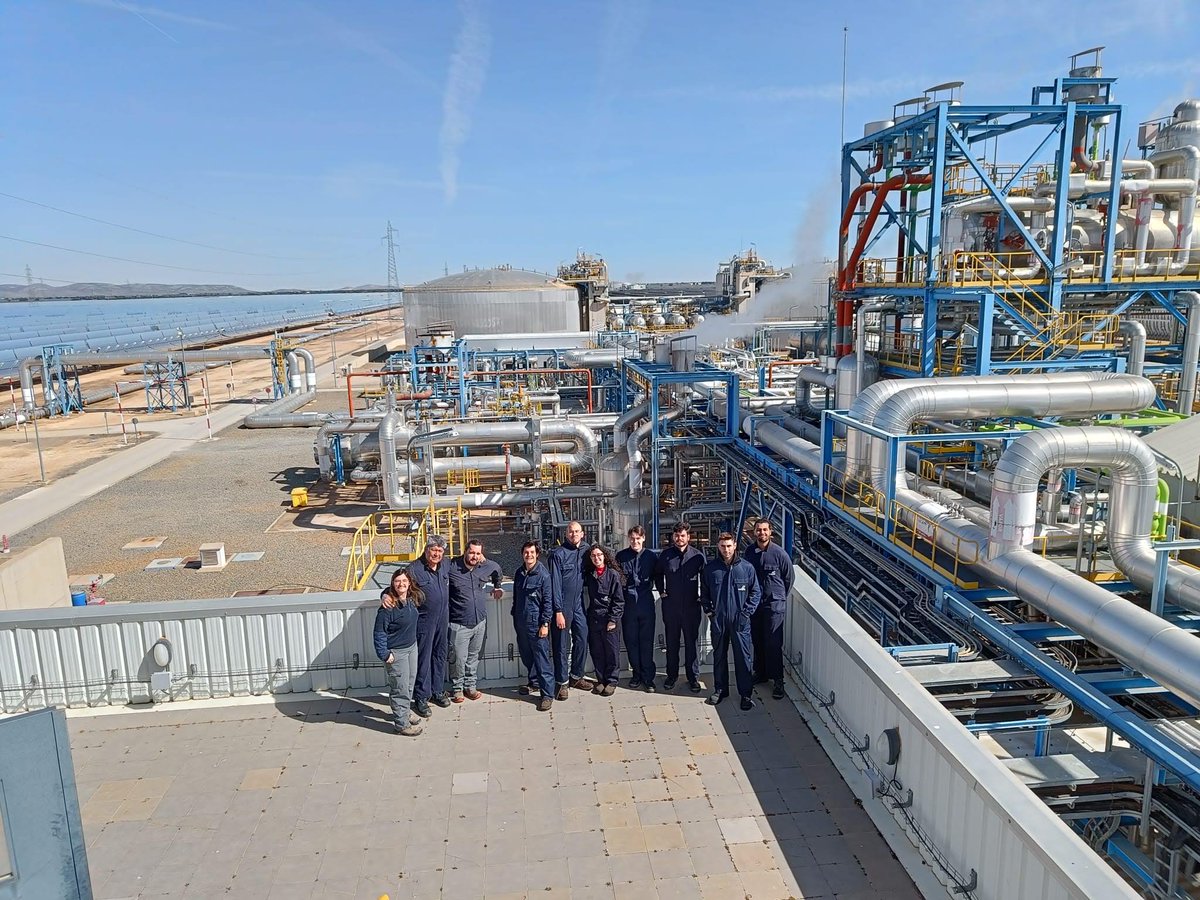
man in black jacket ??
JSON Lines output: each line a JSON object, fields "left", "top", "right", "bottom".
{"left": 744, "top": 519, "right": 794, "bottom": 700}
{"left": 654, "top": 523, "right": 706, "bottom": 693}
{"left": 447, "top": 538, "right": 504, "bottom": 703}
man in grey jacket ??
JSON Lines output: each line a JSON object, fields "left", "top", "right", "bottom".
{"left": 447, "top": 539, "right": 504, "bottom": 703}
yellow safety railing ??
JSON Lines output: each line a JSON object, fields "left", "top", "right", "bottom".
{"left": 945, "top": 163, "right": 1039, "bottom": 198}
{"left": 445, "top": 468, "right": 482, "bottom": 490}
{"left": 857, "top": 256, "right": 928, "bottom": 287}
{"left": 343, "top": 498, "right": 466, "bottom": 591}
{"left": 1065, "top": 248, "right": 1198, "bottom": 283}
{"left": 887, "top": 498, "right": 981, "bottom": 588}
{"left": 999, "top": 312, "right": 1119, "bottom": 365}
{"left": 539, "top": 461, "right": 573, "bottom": 485}
{"left": 824, "top": 466, "right": 885, "bottom": 534}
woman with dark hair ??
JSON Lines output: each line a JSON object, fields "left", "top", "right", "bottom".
{"left": 512, "top": 541, "right": 555, "bottom": 711}
{"left": 584, "top": 545, "right": 625, "bottom": 695}
{"left": 374, "top": 568, "right": 425, "bottom": 736}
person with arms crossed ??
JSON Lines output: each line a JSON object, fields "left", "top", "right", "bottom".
{"left": 744, "top": 519, "right": 794, "bottom": 700}
{"left": 654, "top": 523, "right": 706, "bottom": 693}
{"left": 701, "top": 532, "right": 762, "bottom": 710}
{"left": 512, "top": 541, "right": 555, "bottom": 711}
{"left": 616, "top": 525, "right": 658, "bottom": 692}
{"left": 549, "top": 520, "right": 590, "bottom": 699}
{"left": 584, "top": 545, "right": 625, "bottom": 696}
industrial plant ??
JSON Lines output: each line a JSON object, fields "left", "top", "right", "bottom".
{"left": 8, "top": 47, "right": 1200, "bottom": 900}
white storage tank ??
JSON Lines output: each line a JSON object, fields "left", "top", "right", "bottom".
{"left": 404, "top": 267, "right": 580, "bottom": 348}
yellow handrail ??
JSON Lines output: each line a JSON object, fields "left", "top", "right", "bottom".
{"left": 342, "top": 498, "right": 466, "bottom": 591}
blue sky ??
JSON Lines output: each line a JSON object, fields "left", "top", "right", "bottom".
{"left": 2, "top": 0, "right": 1198, "bottom": 290}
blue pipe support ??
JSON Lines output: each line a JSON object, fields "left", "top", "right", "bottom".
{"left": 944, "top": 590, "right": 1200, "bottom": 794}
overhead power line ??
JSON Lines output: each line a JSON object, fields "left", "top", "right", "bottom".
{"left": 0, "top": 271, "right": 76, "bottom": 285}
{"left": 0, "top": 234, "right": 312, "bottom": 278}
{"left": 0, "top": 190, "right": 308, "bottom": 261}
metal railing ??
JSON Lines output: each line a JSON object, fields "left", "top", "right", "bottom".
{"left": 343, "top": 499, "right": 466, "bottom": 591}
{"left": 888, "top": 497, "right": 981, "bottom": 588}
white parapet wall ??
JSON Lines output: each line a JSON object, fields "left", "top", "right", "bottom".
{"left": 785, "top": 566, "right": 1135, "bottom": 900}
{"left": 0, "top": 537, "right": 71, "bottom": 611}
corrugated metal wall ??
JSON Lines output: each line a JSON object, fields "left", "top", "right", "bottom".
{"left": 787, "top": 568, "right": 1137, "bottom": 900}
{"left": 404, "top": 288, "right": 579, "bottom": 347}
{"left": 0, "top": 590, "right": 712, "bottom": 713}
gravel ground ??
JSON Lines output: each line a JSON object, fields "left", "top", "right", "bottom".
{"left": 17, "top": 389, "right": 378, "bottom": 602}
{"left": 16, "top": 386, "right": 561, "bottom": 602}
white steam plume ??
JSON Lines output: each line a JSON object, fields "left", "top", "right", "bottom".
{"left": 692, "top": 182, "right": 837, "bottom": 345}
{"left": 440, "top": 0, "right": 491, "bottom": 204}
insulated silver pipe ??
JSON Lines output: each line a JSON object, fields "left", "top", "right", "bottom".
{"left": 1179, "top": 292, "right": 1200, "bottom": 414}
{"left": 1119, "top": 319, "right": 1147, "bottom": 377}
{"left": 627, "top": 404, "right": 687, "bottom": 498}
{"left": 244, "top": 389, "right": 320, "bottom": 428}
{"left": 846, "top": 372, "right": 1110, "bottom": 481}
{"left": 869, "top": 375, "right": 1157, "bottom": 494}
{"left": 989, "top": 426, "right": 1200, "bottom": 613}
{"left": 612, "top": 400, "right": 650, "bottom": 449}
{"left": 857, "top": 375, "right": 1200, "bottom": 707}
{"left": 745, "top": 417, "right": 821, "bottom": 475}
{"left": 856, "top": 301, "right": 894, "bottom": 395}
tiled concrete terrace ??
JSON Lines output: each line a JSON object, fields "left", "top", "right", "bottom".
{"left": 72, "top": 685, "right": 921, "bottom": 899}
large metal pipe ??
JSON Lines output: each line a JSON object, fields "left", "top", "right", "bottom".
{"left": 1118, "top": 319, "right": 1146, "bottom": 377}
{"left": 869, "top": 375, "right": 1156, "bottom": 494}
{"left": 856, "top": 301, "right": 894, "bottom": 394}
{"left": 845, "top": 372, "right": 1110, "bottom": 481}
{"left": 1178, "top": 291, "right": 1200, "bottom": 414}
{"left": 745, "top": 417, "right": 821, "bottom": 475}
{"left": 612, "top": 401, "right": 650, "bottom": 449}
{"left": 989, "top": 426, "right": 1200, "bottom": 613}
{"left": 857, "top": 375, "right": 1200, "bottom": 708}
{"left": 244, "top": 389, "right": 320, "bottom": 428}
{"left": 561, "top": 349, "right": 627, "bottom": 368}
{"left": 627, "top": 403, "right": 687, "bottom": 498}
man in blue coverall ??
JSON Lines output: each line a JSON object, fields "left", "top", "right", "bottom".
{"left": 744, "top": 519, "right": 794, "bottom": 700}
{"left": 616, "top": 524, "right": 658, "bottom": 692}
{"left": 654, "top": 523, "right": 706, "bottom": 693}
{"left": 702, "top": 532, "right": 761, "bottom": 710}
{"left": 549, "top": 520, "right": 590, "bottom": 699}
{"left": 409, "top": 535, "right": 451, "bottom": 717}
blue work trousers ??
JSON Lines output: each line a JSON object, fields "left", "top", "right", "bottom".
{"left": 662, "top": 599, "right": 702, "bottom": 685}
{"left": 414, "top": 611, "right": 448, "bottom": 703}
{"left": 513, "top": 609, "right": 554, "bottom": 699}
{"left": 622, "top": 601, "right": 657, "bottom": 684}
{"left": 552, "top": 602, "right": 589, "bottom": 686}
{"left": 751, "top": 602, "right": 785, "bottom": 682}
{"left": 710, "top": 613, "right": 754, "bottom": 700}
{"left": 588, "top": 614, "right": 622, "bottom": 686}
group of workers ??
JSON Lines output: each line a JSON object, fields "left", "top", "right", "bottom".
{"left": 372, "top": 518, "right": 795, "bottom": 736}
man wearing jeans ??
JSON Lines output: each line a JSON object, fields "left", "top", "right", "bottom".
{"left": 447, "top": 539, "right": 504, "bottom": 703}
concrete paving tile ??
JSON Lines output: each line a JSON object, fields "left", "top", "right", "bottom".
{"left": 592, "top": 741, "right": 626, "bottom": 763}
{"left": 526, "top": 857, "right": 571, "bottom": 890}
{"left": 609, "top": 850, "right": 654, "bottom": 884}
{"left": 629, "top": 778, "right": 670, "bottom": 802}
{"left": 451, "top": 770, "right": 489, "bottom": 794}
{"left": 652, "top": 874, "right": 702, "bottom": 899}
{"left": 648, "top": 847, "right": 693, "bottom": 879}
{"left": 484, "top": 859, "right": 530, "bottom": 895}
{"left": 605, "top": 825, "right": 648, "bottom": 855}
{"left": 643, "top": 823, "right": 687, "bottom": 851}
{"left": 718, "top": 815, "right": 764, "bottom": 844}
{"left": 658, "top": 756, "right": 694, "bottom": 778}
{"left": 643, "top": 706, "right": 678, "bottom": 724}
{"left": 601, "top": 802, "right": 640, "bottom": 829}
{"left": 440, "top": 863, "right": 485, "bottom": 897}
{"left": 738, "top": 869, "right": 790, "bottom": 899}
{"left": 685, "top": 735, "right": 724, "bottom": 756}
{"left": 729, "top": 842, "right": 778, "bottom": 874}
{"left": 572, "top": 886, "right": 618, "bottom": 900}
{"left": 635, "top": 799, "right": 676, "bottom": 826}
{"left": 568, "top": 854, "right": 614, "bottom": 889}
{"left": 681, "top": 819, "right": 725, "bottom": 849}
{"left": 665, "top": 773, "right": 705, "bottom": 800}
{"left": 597, "top": 781, "right": 635, "bottom": 804}
{"left": 688, "top": 845, "right": 734, "bottom": 877}
{"left": 565, "top": 804, "right": 600, "bottom": 833}
{"left": 699, "top": 871, "right": 743, "bottom": 899}
{"left": 615, "top": 880, "right": 660, "bottom": 900}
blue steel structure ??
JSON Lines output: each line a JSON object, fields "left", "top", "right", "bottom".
{"left": 834, "top": 58, "right": 1198, "bottom": 393}
{"left": 39, "top": 345, "right": 83, "bottom": 417}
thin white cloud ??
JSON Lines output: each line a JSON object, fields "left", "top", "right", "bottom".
{"left": 74, "top": 0, "right": 234, "bottom": 31}
{"left": 301, "top": 5, "right": 437, "bottom": 92}
{"left": 439, "top": 0, "right": 491, "bottom": 204}
{"left": 596, "top": 0, "right": 647, "bottom": 114}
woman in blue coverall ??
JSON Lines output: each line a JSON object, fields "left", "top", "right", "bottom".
{"left": 584, "top": 545, "right": 625, "bottom": 695}
{"left": 512, "top": 541, "right": 555, "bottom": 712}
{"left": 374, "top": 568, "right": 426, "bottom": 735}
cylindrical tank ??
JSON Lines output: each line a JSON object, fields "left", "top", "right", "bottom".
{"left": 403, "top": 267, "right": 579, "bottom": 348}
{"left": 670, "top": 338, "right": 697, "bottom": 372}
{"left": 597, "top": 452, "right": 626, "bottom": 495}
{"left": 648, "top": 314, "right": 666, "bottom": 328}
{"left": 834, "top": 353, "right": 878, "bottom": 408}
{"left": 689, "top": 314, "right": 705, "bottom": 327}
{"left": 666, "top": 312, "right": 686, "bottom": 327}
{"left": 653, "top": 342, "right": 670, "bottom": 365}
{"left": 629, "top": 314, "right": 647, "bottom": 329}
{"left": 612, "top": 496, "right": 649, "bottom": 536}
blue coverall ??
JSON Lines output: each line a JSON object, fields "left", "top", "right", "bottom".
{"left": 654, "top": 545, "right": 706, "bottom": 686}
{"left": 512, "top": 561, "right": 555, "bottom": 699}
{"left": 616, "top": 546, "right": 658, "bottom": 685}
{"left": 701, "top": 554, "right": 761, "bottom": 700}
{"left": 549, "top": 540, "right": 590, "bottom": 686}
{"left": 409, "top": 557, "right": 451, "bottom": 703}
{"left": 744, "top": 541, "right": 794, "bottom": 684}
